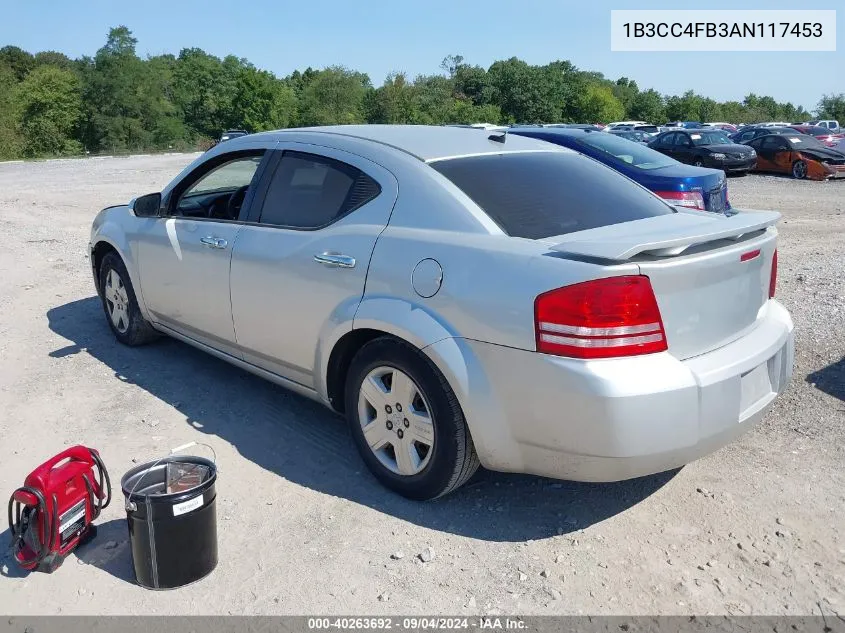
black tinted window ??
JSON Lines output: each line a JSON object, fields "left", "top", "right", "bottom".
{"left": 761, "top": 136, "right": 786, "bottom": 150}
{"left": 430, "top": 152, "right": 674, "bottom": 240}
{"left": 259, "top": 152, "right": 381, "bottom": 229}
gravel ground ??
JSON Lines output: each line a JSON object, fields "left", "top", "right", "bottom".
{"left": 0, "top": 155, "right": 843, "bottom": 616}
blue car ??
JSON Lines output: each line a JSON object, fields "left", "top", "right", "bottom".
{"left": 509, "top": 127, "right": 731, "bottom": 214}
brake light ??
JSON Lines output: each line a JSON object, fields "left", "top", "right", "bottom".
{"left": 769, "top": 250, "right": 778, "bottom": 298}
{"left": 535, "top": 276, "right": 668, "bottom": 359}
{"left": 655, "top": 190, "right": 706, "bottom": 211}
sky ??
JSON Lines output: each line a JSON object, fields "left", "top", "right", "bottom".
{"left": 1, "top": 0, "right": 841, "bottom": 113}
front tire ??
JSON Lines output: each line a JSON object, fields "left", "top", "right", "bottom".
{"left": 792, "top": 159, "right": 808, "bottom": 179}
{"left": 345, "top": 337, "right": 479, "bottom": 500}
{"left": 98, "top": 252, "right": 158, "bottom": 346}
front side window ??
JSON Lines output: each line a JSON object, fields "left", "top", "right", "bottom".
{"left": 656, "top": 133, "right": 674, "bottom": 146}
{"left": 172, "top": 153, "right": 264, "bottom": 220}
{"left": 672, "top": 133, "right": 690, "bottom": 146}
{"left": 761, "top": 136, "right": 785, "bottom": 150}
{"left": 259, "top": 151, "right": 381, "bottom": 229}
{"left": 430, "top": 151, "right": 675, "bottom": 240}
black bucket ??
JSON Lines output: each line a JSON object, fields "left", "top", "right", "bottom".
{"left": 121, "top": 448, "right": 218, "bottom": 590}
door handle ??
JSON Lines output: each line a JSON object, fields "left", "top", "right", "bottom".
{"left": 313, "top": 252, "right": 356, "bottom": 268}
{"left": 200, "top": 236, "right": 227, "bottom": 249}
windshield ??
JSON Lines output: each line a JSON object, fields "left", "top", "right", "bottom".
{"left": 689, "top": 131, "right": 731, "bottom": 145}
{"left": 579, "top": 132, "right": 676, "bottom": 170}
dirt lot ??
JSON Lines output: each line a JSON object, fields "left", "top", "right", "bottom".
{"left": 0, "top": 154, "right": 843, "bottom": 616}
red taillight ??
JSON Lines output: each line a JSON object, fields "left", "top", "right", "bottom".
{"left": 769, "top": 249, "right": 778, "bottom": 298}
{"left": 740, "top": 249, "right": 761, "bottom": 262}
{"left": 534, "top": 276, "right": 668, "bottom": 359}
{"left": 655, "top": 190, "right": 706, "bottom": 211}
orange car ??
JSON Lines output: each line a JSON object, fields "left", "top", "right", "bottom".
{"left": 744, "top": 134, "right": 845, "bottom": 180}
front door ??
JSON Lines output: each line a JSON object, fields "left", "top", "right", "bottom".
{"left": 229, "top": 143, "right": 398, "bottom": 388}
{"left": 137, "top": 150, "right": 269, "bottom": 356}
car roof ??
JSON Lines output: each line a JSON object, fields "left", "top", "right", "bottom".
{"left": 246, "top": 125, "right": 566, "bottom": 162}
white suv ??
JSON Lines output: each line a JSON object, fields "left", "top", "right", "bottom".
{"left": 806, "top": 120, "right": 841, "bottom": 133}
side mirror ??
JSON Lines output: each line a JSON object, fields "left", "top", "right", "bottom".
{"left": 131, "top": 192, "right": 162, "bottom": 217}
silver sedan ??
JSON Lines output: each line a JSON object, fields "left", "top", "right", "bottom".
{"left": 89, "top": 125, "right": 794, "bottom": 499}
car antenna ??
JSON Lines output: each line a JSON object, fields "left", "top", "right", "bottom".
{"left": 488, "top": 130, "right": 507, "bottom": 143}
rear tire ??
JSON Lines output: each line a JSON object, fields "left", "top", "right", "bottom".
{"left": 98, "top": 252, "right": 158, "bottom": 346}
{"left": 345, "top": 337, "right": 479, "bottom": 500}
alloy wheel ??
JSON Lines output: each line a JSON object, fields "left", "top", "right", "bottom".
{"left": 357, "top": 366, "right": 435, "bottom": 476}
{"left": 792, "top": 160, "right": 807, "bottom": 179}
{"left": 104, "top": 268, "right": 130, "bottom": 334}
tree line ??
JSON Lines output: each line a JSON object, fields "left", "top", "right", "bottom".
{"left": 1, "top": 26, "right": 843, "bottom": 160}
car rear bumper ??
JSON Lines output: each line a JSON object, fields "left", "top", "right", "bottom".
{"left": 431, "top": 300, "right": 793, "bottom": 482}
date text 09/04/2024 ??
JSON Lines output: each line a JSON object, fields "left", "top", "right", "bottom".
{"left": 622, "top": 22, "right": 824, "bottom": 39}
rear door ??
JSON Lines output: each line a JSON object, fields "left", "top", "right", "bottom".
{"left": 672, "top": 132, "right": 696, "bottom": 163}
{"left": 229, "top": 144, "right": 398, "bottom": 388}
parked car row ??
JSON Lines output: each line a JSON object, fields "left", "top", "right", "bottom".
{"left": 523, "top": 124, "right": 845, "bottom": 181}
{"left": 91, "top": 124, "right": 793, "bottom": 499}
{"left": 510, "top": 126, "right": 730, "bottom": 213}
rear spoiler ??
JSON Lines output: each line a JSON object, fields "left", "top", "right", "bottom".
{"left": 548, "top": 209, "right": 781, "bottom": 261}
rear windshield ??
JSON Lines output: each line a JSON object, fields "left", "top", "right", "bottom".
{"left": 579, "top": 132, "right": 675, "bottom": 170}
{"left": 429, "top": 152, "right": 675, "bottom": 240}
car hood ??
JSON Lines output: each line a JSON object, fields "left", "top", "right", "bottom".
{"left": 701, "top": 143, "right": 754, "bottom": 154}
{"left": 797, "top": 147, "right": 845, "bottom": 162}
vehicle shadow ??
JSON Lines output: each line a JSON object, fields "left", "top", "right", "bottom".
{"left": 806, "top": 356, "right": 845, "bottom": 402}
{"left": 46, "top": 297, "right": 678, "bottom": 543}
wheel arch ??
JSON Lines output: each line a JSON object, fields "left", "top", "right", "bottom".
{"left": 319, "top": 297, "right": 509, "bottom": 471}
{"left": 89, "top": 228, "right": 150, "bottom": 321}
{"left": 321, "top": 297, "right": 458, "bottom": 413}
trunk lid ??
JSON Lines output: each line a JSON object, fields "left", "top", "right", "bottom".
{"left": 548, "top": 210, "right": 780, "bottom": 359}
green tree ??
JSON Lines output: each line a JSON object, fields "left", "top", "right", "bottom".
{"left": 366, "top": 72, "right": 423, "bottom": 124}
{"left": 230, "top": 67, "right": 297, "bottom": 131}
{"left": 298, "top": 66, "right": 370, "bottom": 126}
{"left": 17, "top": 65, "right": 82, "bottom": 156}
{"left": 816, "top": 94, "right": 845, "bottom": 122}
{"left": 612, "top": 77, "right": 639, "bottom": 116}
{"left": 34, "top": 51, "right": 73, "bottom": 70}
{"left": 629, "top": 88, "right": 664, "bottom": 123}
{"left": 172, "top": 48, "right": 241, "bottom": 138}
{"left": 0, "top": 63, "right": 22, "bottom": 158}
{"left": 573, "top": 83, "right": 624, "bottom": 123}
{"left": 665, "top": 90, "right": 705, "bottom": 121}
{"left": 0, "top": 45, "right": 34, "bottom": 81}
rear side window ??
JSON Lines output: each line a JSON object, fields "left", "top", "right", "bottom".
{"left": 259, "top": 151, "right": 381, "bottom": 229}
{"left": 430, "top": 152, "right": 674, "bottom": 240}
